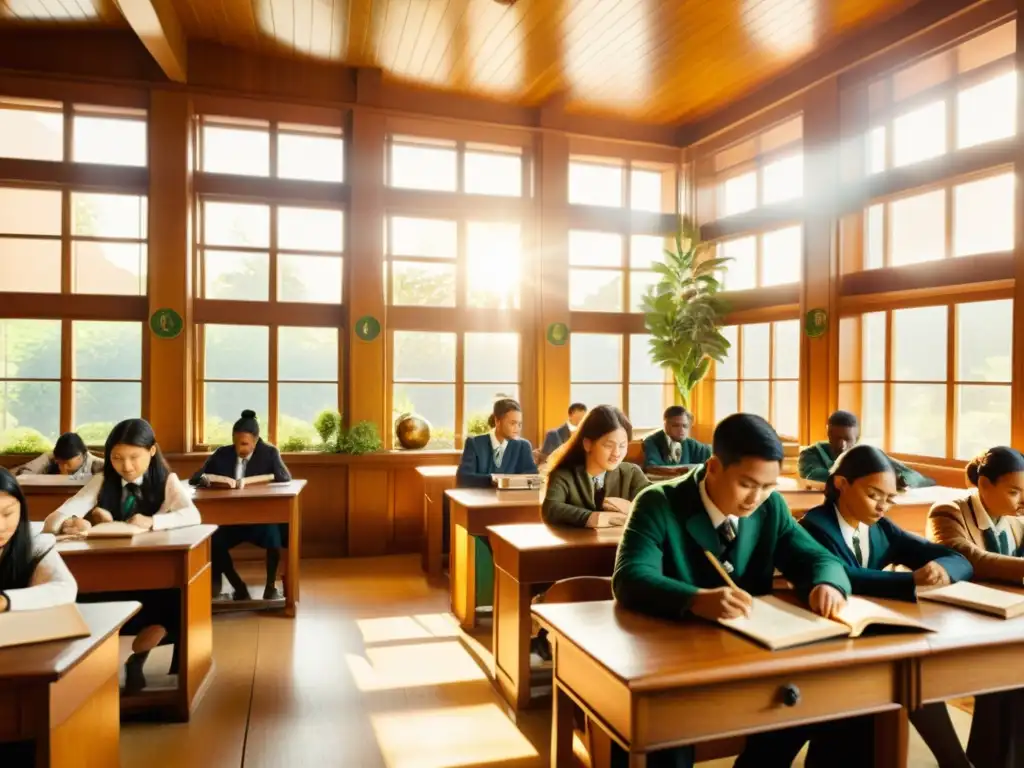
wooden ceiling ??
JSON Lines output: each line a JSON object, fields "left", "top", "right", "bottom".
{"left": 0, "top": 0, "right": 927, "bottom": 124}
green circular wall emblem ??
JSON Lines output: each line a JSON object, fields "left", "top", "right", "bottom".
{"left": 546, "top": 322, "right": 569, "bottom": 346}
{"left": 805, "top": 308, "right": 828, "bottom": 339}
{"left": 355, "top": 316, "right": 381, "bottom": 342}
{"left": 149, "top": 308, "right": 183, "bottom": 339}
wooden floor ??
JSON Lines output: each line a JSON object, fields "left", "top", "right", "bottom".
{"left": 120, "top": 555, "right": 974, "bottom": 768}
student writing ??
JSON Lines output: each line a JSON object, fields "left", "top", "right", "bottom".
{"left": 13, "top": 432, "right": 104, "bottom": 479}
{"left": 540, "top": 402, "right": 587, "bottom": 458}
{"left": 43, "top": 419, "right": 200, "bottom": 695}
{"left": 641, "top": 405, "right": 711, "bottom": 477}
{"left": 456, "top": 398, "right": 538, "bottom": 488}
{"left": 190, "top": 410, "right": 291, "bottom": 601}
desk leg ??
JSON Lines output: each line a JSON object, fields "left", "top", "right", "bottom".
{"left": 285, "top": 496, "right": 301, "bottom": 617}
{"left": 873, "top": 707, "right": 908, "bottom": 768}
{"left": 552, "top": 680, "right": 575, "bottom": 768}
{"left": 424, "top": 490, "right": 442, "bottom": 578}
{"left": 451, "top": 522, "right": 477, "bottom": 630}
{"left": 493, "top": 567, "right": 532, "bottom": 710}
{"left": 179, "top": 551, "right": 214, "bottom": 722}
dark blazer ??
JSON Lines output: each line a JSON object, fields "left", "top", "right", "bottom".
{"left": 541, "top": 424, "right": 571, "bottom": 456}
{"left": 801, "top": 503, "right": 972, "bottom": 601}
{"left": 641, "top": 430, "right": 711, "bottom": 468}
{"left": 798, "top": 441, "right": 936, "bottom": 488}
{"left": 190, "top": 439, "right": 292, "bottom": 486}
{"left": 542, "top": 462, "right": 651, "bottom": 527}
{"left": 456, "top": 434, "right": 538, "bottom": 489}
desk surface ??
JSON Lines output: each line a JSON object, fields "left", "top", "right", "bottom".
{"left": 415, "top": 465, "right": 458, "bottom": 479}
{"left": 55, "top": 524, "right": 217, "bottom": 555}
{"left": 17, "top": 475, "right": 89, "bottom": 489}
{"left": 446, "top": 487, "right": 543, "bottom": 508}
{"left": 0, "top": 601, "right": 139, "bottom": 682}
{"left": 488, "top": 522, "right": 621, "bottom": 551}
{"left": 191, "top": 479, "right": 307, "bottom": 501}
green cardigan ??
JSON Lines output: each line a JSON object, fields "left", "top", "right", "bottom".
{"left": 542, "top": 462, "right": 651, "bottom": 528}
{"left": 612, "top": 467, "right": 851, "bottom": 619}
{"left": 642, "top": 430, "right": 711, "bottom": 468}
{"left": 798, "top": 441, "right": 936, "bottom": 488}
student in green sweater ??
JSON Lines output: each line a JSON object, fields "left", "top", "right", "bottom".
{"left": 612, "top": 412, "right": 853, "bottom": 768}
{"left": 542, "top": 405, "right": 650, "bottom": 528}
{"left": 641, "top": 405, "right": 711, "bottom": 477}
{"left": 798, "top": 409, "right": 936, "bottom": 488}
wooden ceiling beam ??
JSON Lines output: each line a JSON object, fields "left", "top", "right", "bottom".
{"left": 113, "top": 0, "right": 187, "bottom": 82}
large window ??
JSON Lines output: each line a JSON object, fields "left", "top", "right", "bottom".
{"left": 838, "top": 299, "right": 1012, "bottom": 460}
{"left": 568, "top": 232, "right": 667, "bottom": 313}
{"left": 717, "top": 224, "right": 802, "bottom": 291}
{"left": 569, "top": 333, "right": 669, "bottom": 429}
{"left": 568, "top": 157, "right": 675, "bottom": 212}
{"left": 387, "top": 135, "right": 523, "bottom": 196}
{"left": 200, "top": 116, "right": 344, "bottom": 182}
{"left": 711, "top": 115, "right": 803, "bottom": 220}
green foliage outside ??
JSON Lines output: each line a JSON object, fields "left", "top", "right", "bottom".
{"left": 465, "top": 413, "right": 490, "bottom": 437}
{"left": 0, "top": 427, "right": 52, "bottom": 455}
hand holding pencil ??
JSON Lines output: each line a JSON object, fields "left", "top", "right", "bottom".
{"left": 690, "top": 550, "right": 753, "bottom": 621}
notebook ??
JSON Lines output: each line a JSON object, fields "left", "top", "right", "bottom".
{"left": 918, "top": 581, "right": 1024, "bottom": 619}
{"left": 203, "top": 473, "right": 275, "bottom": 490}
{"left": 0, "top": 603, "right": 91, "bottom": 649}
{"left": 58, "top": 521, "right": 146, "bottom": 540}
{"left": 719, "top": 595, "right": 933, "bottom": 651}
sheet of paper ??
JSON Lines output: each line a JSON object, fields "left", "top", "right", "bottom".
{"left": 0, "top": 603, "right": 91, "bottom": 649}
{"left": 720, "top": 595, "right": 844, "bottom": 648}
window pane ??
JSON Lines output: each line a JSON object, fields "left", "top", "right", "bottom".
{"left": 72, "top": 193, "right": 147, "bottom": 239}
{"left": 278, "top": 326, "right": 338, "bottom": 381}
{"left": 73, "top": 242, "right": 147, "bottom": 296}
{"left": 761, "top": 225, "right": 801, "bottom": 286}
{"left": 571, "top": 334, "right": 621, "bottom": 383}
{"left": 722, "top": 171, "right": 756, "bottom": 216}
{"left": 0, "top": 381, "right": 60, "bottom": 448}
{"left": 390, "top": 217, "right": 457, "bottom": 259}
{"left": 202, "top": 125, "right": 270, "bottom": 177}
{"left": 279, "top": 383, "right": 339, "bottom": 444}
{"left": 0, "top": 188, "right": 60, "bottom": 235}
{"left": 73, "top": 382, "right": 141, "bottom": 435}
{"left": 393, "top": 331, "right": 456, "bottom": 382}
{"left": 890, "top": 190, "right": 945, "bottom": 266}
{"left": 278, "top": 254, "right": 342, "bottom": 304}
{"left": 629, "top": 334, "right": 662, "bottom": 382}
{"left": 893, "top": 306, "right": 947, "bottom": 381}
{"left": 867, "top": 126, "right": 886, "bottom": 175}
{"left": 73, "top": 116, "right": 146, "bottom": 167}
{"left": 203, "top": 201, "right": 270, "bottom": 248}
{"left": 628, "top": 384, "right": 666, "bottom": 428}
{"left": 740, "top": 324, "right": 769, "bottom": 378}
{"left": 721, "top": 237, "right": 756, "bottom": 291}
{"left": 893, "top": 101, "right": 946, "bottom": 167}
{"left": 957, "top": 300, "right": 1012, "bottom": 382}
{"left": 278, "top": 207, "right": 344, "bottom": 252}
{"left": 956, "top": 385, "right": 1011, "bottom": 460}
{"left": 569, "top": 269, "right": 623, "bottom": 312}
{"left": 860, "top": 382, "right": 886, "bottom": 447}
{"left": 73, "top": 321, "right": 141, "bottom": 379}
{"left": 957, "top": 71, "right": 1016, "bottom": 150}
{"left": 464, "top": 384, "right": 519, "bottom": 431}
{"left": 205, "top": 325, "right": 269, "bottom": 380}
{"left": 392, "top": 383, "right": 455, "bottom": 447}
{"left": 629, "top": 271, "right": 659, "bottom": 312}
{"left": 0, "top": 239, "right": 61, "bottom": 293}
{"left": 390, "top": 142, "right": 457, "bottom": 191}
{"left": 569, "top": 230, "right": 622, "bottom": 267}
{"left": 954, "top": 173, "right": 1014, "bottom": 257}
{"left": 773, "top": 320, "right": 800, "bottom": 378}
{"left": 716, "top": 326, "right": 739, "bottom": 379}
{"left": 465, "top": 150, "right": 522, "bottom": 196}
{"left": 467, "top": 222, "right": 520, "bottom": 309}
{"left": 0, "top": 319, "right": 61, "bottom": 379}
{"left": 630, "top": 169, "right": 663, "bottom": 212}
{"left": 570, "top": 383, "right": 622, "bottom": 409}
{"left": 630, "top": 235, "right": 666, "bottom": 269}
{"left": 892, "top": 383, "right": 946, "bottom": 455}
{"left": 741, "top": 381, "right": 769, "bottom": 420}
{"left": 863, "top": 311, "right": 886, "bottom": 380}
{"left": 204, "top": 383, "right": 269, "bottom": 446}
{"left": 204, "top": 251, "right": 269, "bottom": 301}
{"left": 391, "top": 261, "right": 456, "bottom": 307}
{"left": 569, "top": 162, "right": 622, "bottom": 207}
{"left": 714, "top": 381, "right": 738, "bottom": 422}
{"left": 865, "top": 204, "right": 884, "bottom": 269}
{"left": 772, "top": 380, "right": 799, "bottom": 438}
{"left": 465, "top": 333, "right": 518, "bottom": 382}
{"left": 0, "top": 104, "right": 62, "bottom": 161}
{"left": 278, "top": 133, "right": 344, "bottom": 183}
{"left": 762, "top": 154, "right": 803, "bottom": 204}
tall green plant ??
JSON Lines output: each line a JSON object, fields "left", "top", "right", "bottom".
{"left": 641, "top": 218, "right": 731, "bottom": 409}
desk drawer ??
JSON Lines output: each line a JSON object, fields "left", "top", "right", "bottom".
{"left": 635, "top": 662, "right": 898, "bottom": 749}
{"left": 921, "top": 644, "right": 1024, "bottom": 702}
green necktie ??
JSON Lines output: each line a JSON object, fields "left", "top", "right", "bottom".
{"left": 852, "top": 533, "right": 864, "bottom": 566}
{"left": 122, "top": 485, "right": 141, "bottom": 518}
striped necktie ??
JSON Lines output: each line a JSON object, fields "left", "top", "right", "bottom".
{"left": 493, "top": 445, "right": 504, "bottom": 469}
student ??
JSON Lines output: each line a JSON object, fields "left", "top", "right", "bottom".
{"left": 927, "top": 446, "right": 1024, "bottom": 767}
{"left": 13, "top": 432, "right": 104, "bottom": 479}
{"left": 43, "top": 418, "right": 200, "bottom": 694}
{"left": 612, "top": 413, "right": 851, "bottom": 768}
{"left": 540, "top": 402, "right": 587, "bottom": 457}
{"left": 542, "top": 405, "right": 649, "bottom": 528}
{"left": 190, "top": 410, "right": 291, "bottom": 601}
{"left": 456, "top": 398, "right": 538, "bottom": 488}
{"left": 798, "top": 410, "right": 936, "bottom": 488}
{"left": 801, "top": 445, "right": 973, "bottom": 768}
{"left": 0, "top": 467, "right": 77, "bottom": 612}
{"left": 641, "top": 405, "right": 711, "bottom": 476}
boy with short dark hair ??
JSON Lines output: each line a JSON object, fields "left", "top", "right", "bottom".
{"left": 641, "top": 405, "right": 711, "bottom": 476}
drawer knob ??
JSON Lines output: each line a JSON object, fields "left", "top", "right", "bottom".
{"left": 781, "top": 684, "right": 801, "bottom": 707}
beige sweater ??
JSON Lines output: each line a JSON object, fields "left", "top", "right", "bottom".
{"left": 926, "top": 493, "right": 1024, "bottom": 583}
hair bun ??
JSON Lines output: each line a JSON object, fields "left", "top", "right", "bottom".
{"left": 241, "top": 410, "right": 257, "bottom": 419}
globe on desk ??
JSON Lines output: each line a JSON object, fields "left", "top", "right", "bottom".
{"left": 395, "top": 413, "right": 431, "bottom": 450}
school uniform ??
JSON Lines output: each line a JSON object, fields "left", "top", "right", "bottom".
{"left": 641, "top": 430, "right": 711, "bottom": 469}
{"left": 611, "top": 466, "right": 852, "bottom": 768}
{"left": 798, "top": 441, "right": 936, "bottom": 487}
{"left": 456, "top": 431, "right": 538, "bottom": 487}
{"left": 14, "top": 452, "right": 104, "bottom": 479}
{"left": 542, "top": 462, "right": 650, "bottom": 527}
{"left": 540, "top": 423, "right": 573, "bottom": 457}
{"left": 0, "top": 534, "right": 77, "bottom": 611}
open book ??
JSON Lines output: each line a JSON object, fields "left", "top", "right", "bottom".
{"left": 59, "top": 521, "right": 147, "bottom": 541}
{"left": 204, "top": 473, "right": 275, "bottom": 490}
{"left": 918, "top": 581, "right": 1024, "bottom": 619}
{"left": 0, "top": 603, "right": 91, "bottom": 649}
{"left": 719, "top": 595, "right": 933, "bottom": 651}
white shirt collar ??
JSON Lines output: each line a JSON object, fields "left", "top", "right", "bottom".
{"left": 590, "top": 471, "right": 607, "bottom": 490}
{"left": 121, "top": 476, "right": 142, "bottom": 488}
{"left": 489, "top": 429, "right": 506, "bottom": 451}
{"left": 972, "top": 492, "right": 1015, "bottom": 537}
{"left": 834, "top": 505, "right": 870, "bottom": 567}
{"left": 698, "top": 478, "right": 738, "bottom": 530}
{"left": 566, "top": 421, "right": 578, "bottom": 433}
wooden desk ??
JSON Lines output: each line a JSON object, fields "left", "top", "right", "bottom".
{"left": 489, "top": 523, "right": 622, "bottom": 710}
{"left": 446, "top": 488, "right": 542, "bottom": 630}
{"left": 416, "top": 465, "right": 458, "bottom": 578}
{"left": 534, "top": 600, "right": 927, "bottom": 768}
{"left": 191, "top": 480, "right": 307, "bottom": 617}
{"left": 0, "top": 601, "right": 139, "bottom": 767}
{"left": 58, "top": 525, "right": 216, "bottom": 722}
{"left": 18, "top": 476, "right": 87, "bottom": 521}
